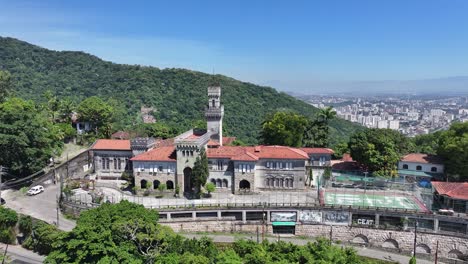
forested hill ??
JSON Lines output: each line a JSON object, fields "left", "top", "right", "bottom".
{"left": 0, "top": 37, "right": 362, "bottom": 145}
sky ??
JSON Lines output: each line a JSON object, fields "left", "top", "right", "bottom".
{"left": 1, "top": 0, "right": 468, "bottom": 93}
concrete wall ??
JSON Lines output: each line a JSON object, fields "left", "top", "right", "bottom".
{"left": 93, "top": 150, "right": 132, "bottom": 179}
{"left": 255, "top": 159, "right": 306, "bottom": 190}
{"left": 398, "top": 161, "right": 444, "bottom": 174}
{"left": 159, "top": 219, "right": 468, "bottom": 260}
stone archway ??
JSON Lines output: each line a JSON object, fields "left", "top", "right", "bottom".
{"left": 166, "top": 180, "right": 174, "bottom": 190}
{"left": 140, "top": 179, "right": 148, "bottom": 189}
{"left": 382, "top": 239, "right": 399, "bottom": 249}
{"left": 351, "top": 234, "right": 369, "bottom": 245}
{"left": 448, "top": 249, "right": 463, "bottom": 260}
{"left": 416, "top": 244, "right": 431, "bottom": 254}
{"left": 183, "top": 167, "right": 193, "bottom": 193}
{"left": 239, "top": 180, "right": 250, "bottom": 190}
{"left": 153, "top": 180, "right": 160, "bottom": 189}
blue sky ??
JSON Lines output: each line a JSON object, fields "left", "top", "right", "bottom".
{"left": 1, "top": 0, "right": 468, "bottom": 93}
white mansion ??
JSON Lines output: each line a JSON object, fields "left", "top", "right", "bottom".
{"left": 91, "top": 85, "right": 333, "bottom": 194}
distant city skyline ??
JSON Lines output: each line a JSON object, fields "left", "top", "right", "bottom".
{"left": 1, "top": 0, "right": 468, "bottom": 94}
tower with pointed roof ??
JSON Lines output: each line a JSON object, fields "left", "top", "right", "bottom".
{"left": 205, "top": 85, "right": 224, "bottom": 145}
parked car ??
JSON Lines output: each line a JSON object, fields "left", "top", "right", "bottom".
{"left": 27, "top": 185, "right": 45, "bottom": 196}
{"left": 438, "top": 208, "right": 455, "bottom": 216}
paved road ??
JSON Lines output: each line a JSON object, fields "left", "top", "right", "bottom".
{"left": 3, "top": 185, "right": 76, "bottom": 231}
{"left": 0, "top": 243, "right": 44, "bottom": 264}
{"left": 70, "top": 186, "right": 319, "bottom": 209}
{"left": 182, "top": 233, "right": 439, "bottom": 264}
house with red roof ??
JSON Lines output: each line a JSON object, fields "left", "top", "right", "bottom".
{"left": 432, "top": 181, "right": 468, "bottom": 213}
{"left": 398, "top": 153, "right": 444, "bottom": 187}
{"left": 91, "top": 85, "right": 326, "bottom": 195}
{"left": 91, "top": 139, "right": 132, "bottom": 180}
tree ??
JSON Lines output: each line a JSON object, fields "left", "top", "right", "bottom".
{"left": 46, "top": 201, "right": 167, "bottom": 263}
{"left": 437, "top": 122, "right": 468, "bottom": 181}
{"left": 260, "top": 111, "right": 308, "bottom": 147}
{"left": 192, "top": 148, "right": 209, "bottom": 196}
{"left": 205, "top": 182, "right": 215, "bottom": 196}
{"left": 349, "top": 128, "right": 413, "bottom": 177}
{"left": 303, "top": 107, "right": 337, "bottom": 148}
{"left": 0, "top": 97, "right": 62, "bottom": 177}
{"left": 332, "top": 142, "right": 349, "bottom": 159}
{"left": 409, "top": 256, "right": 417, "bottom": 264}
{"left": 0, "top": 70, "right": 12, "bottom": 102}
{"left": 77, "top": 96, "right": 113, "bottom": 137}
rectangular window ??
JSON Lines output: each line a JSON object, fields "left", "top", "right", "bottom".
{"left": 159, "top": 166, "right": 163, "bottom": 172}
{"left": 266, "top": 162, "right": 270, "bottom": 168}
{"left": 106, "top": 158, "right": 110, "bottom": 170}
{"left": 279, "top": 162, "right": 283, "bottom": 169}
{"left": 114, "top": 158, "right": 117, "bottom": 170}
{"left": 117, "top": 158, "right": 121, "bottom": 170}
{"left": 101, "top": 158, "right": 105, "bottom": 170}
{"left": 217, "top": 160, "right": 223, "bottom": 170}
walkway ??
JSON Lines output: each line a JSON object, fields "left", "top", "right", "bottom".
{"left": 0, "top": 243, "right": 44, "bottom": 264}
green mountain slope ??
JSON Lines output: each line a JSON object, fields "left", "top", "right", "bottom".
{"left": 0, "top": 37, "right": 363, "bottom": 145}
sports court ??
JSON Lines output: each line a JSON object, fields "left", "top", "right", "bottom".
{"left": 322, "top": 189, "right": 427, "bottom": 211}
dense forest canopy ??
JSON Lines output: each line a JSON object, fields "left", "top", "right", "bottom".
{"left": 0, "top": 37, "right": 362, "bottom": 145}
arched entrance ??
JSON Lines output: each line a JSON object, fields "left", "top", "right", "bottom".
{"left": 140, "top": 179, "right": 147, "bottom": 189}
{"left": 166, "top": 180, "right": 174, "bottom": 190}
{"left": 184, "top": 167, "right": 193, "bottom": 193}
{"left": 239, "top": 180, "right": 250, "bottom": 190}
{"left": 153, "top": 180, "right": 160, "bottom": 189}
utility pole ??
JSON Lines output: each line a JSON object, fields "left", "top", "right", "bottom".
{"left": 329, "top": 225, "right": 333, "bottom": 245}
{"left": 53, "top": 156, "right": 59, "bottom": 228}
{"left": 434, "top": 240, "right": 439, "bottom": 264}
{"left": 413, "top": 221, "right": 418, "bottom": 258}
{"left": 1, "top": 244, "right": 8, "bottom": 264}
{"left": 262, "top": 205, "right": 266, "bottom": 241}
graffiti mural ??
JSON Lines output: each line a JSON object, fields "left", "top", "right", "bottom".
{"left": 299, "top": 210, "right": 322, "bottom": 224}
{"left": 323, "top": 211, "right": 350, "bottom": 225}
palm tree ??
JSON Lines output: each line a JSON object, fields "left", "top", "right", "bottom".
{"left": 318, "top": 106, "right": 337, "bottom": 123}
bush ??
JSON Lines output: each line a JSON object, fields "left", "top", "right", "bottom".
{"left": 0, "top": 206, "right": 18, "bottom": 229}
{"left": 205, "top": 182, "right": 215, "bottom": 194}
{"left": 18, "top": 215, "right": 32, "bottom": 237}
{"left": 0, "top": 228, "right": 16, "bottom": 244}
{"left": 23, "top": 221, "right": 64, "bottom": 255}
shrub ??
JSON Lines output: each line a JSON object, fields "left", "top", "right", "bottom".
{"left": 158, "top": 183, "right": 167, "bottom": 193}
{"left": 18, "top": 215, "right": 32, "bottom": 237}
{"left": 0, "top": 228, "right": 16, "bottom": 244}
{"left": 0, "top": 206, "right": 18, "bottom": 229}
{"left": 23, "top": 221, "right": 64, "bottom": 255}
{"left": 205, "top": 183, "right": 215, "bottom": 194}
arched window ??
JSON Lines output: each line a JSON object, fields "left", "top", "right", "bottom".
{"left": 166, "top": 180, "right": 174, "bottom": 190}
{"left": 416, "top": 165, "right": 422, "bottom": 171}
{"left": 279, "top": 178, "right": 284, "bottom": 188}
{"left": 211, "top": 178, "right": 216, "bottom": 185}
{"left": 402, "top": 164, "right": 408, "bottom": 169}
{"left": 222, "top": 179, "right": 228, "bottom": 188}
{"left": 216, "top": 179, "right": 222, "bottom": 188}
{"left": 290, "top": 179, "right": 294, "bottom": 188}
{"left": 153, "top": 180, "right": 160, "bottom": 189}
{"left": 431, "top": 167, "right": 437, "bottom": 172}
{"left": 212, "top": 99, "right": 215, "bottom": 107}
{"left": 141, "top": 179, "right": 147, "bottom": 189}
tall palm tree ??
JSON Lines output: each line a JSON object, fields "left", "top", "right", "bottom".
{"left": 318, "top": 106, "right": 337, "bottom": 123}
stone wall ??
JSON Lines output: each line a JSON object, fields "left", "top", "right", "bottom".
{"left": 159, "top": 219, "right": 468, "bottom": 260}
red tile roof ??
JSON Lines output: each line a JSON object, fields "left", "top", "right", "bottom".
{"left": 207, "top": 145, "right": 309, "bottom": 161}
{"left": 131, "top": 146, "right": 176, "bottom": 162}
{"left": 432, "top": 182, "right": 468, "bottom": 200}
{"left": 301, "top": 148, "right": 334, "bottom": 155}
{"left": 92, "top": 139, "right": 131, "bottom": 151}
{"left": 401, "top": 153, "right": 443, "bottom": 164}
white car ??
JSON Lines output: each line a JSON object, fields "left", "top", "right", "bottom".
{"left": 27, "top": 185, "right": 45, "bottom": 196}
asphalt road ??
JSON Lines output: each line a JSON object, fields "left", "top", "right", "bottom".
{"left": 2, "top": 185, "right": 76, "bottom": 231}
{"left": 1, "top": 243, "right": 44, "bottom": 264}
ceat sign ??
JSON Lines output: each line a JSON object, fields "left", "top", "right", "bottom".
{"left": 357, "top": 219, "right": 374, "bottom": 225}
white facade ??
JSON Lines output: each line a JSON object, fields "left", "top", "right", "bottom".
{"left": 398, "top": 161, "right": 444, "bottom": 174}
